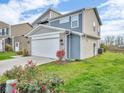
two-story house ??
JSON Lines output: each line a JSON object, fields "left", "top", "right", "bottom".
{"left": 11, "top": 23, "right": 33, "bottom": 53}
{"left": 0, "top": 21, "right": 33, "bottom": 53}
{"left": 0, "top": 21, "right": 11, "bottom": 52}
{"left": 27, "top": 8, "right": 102, "bottom": 59}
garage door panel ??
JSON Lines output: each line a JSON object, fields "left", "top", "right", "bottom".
{"left": 31, "top": 38, "right": 59, "bottom": 58}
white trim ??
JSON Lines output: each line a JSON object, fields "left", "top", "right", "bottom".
{"left": 80, "top": 36, "right": 83, "bottom": 59}
{"left": 50, "top": 12, "right": 82, "bottom": 22}
{"left": 64, "top": 35, "right": 67, "bottom": 59}
{"left": 32, "top": 34, "right": 60, "bottom": 40}
{"left": 26, "top": 24, "right": 67, "bottom": 36}
{"left": 26, "top": 24, "right": 83, "bottom": 37}
{"left": 29, "top": 32, "right": 63, "bottom": 38}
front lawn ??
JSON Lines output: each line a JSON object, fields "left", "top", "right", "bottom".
{"left": 0, "top": 52, "right": 16, "bottom": 60}
{"left": 38, "top": 52, "right": 124, "bottom": 93}
{"left": 1, "top": 52, "right": 124, "bottom": 93}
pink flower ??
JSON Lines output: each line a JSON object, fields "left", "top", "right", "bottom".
{"left": 27, "top": 60, "right": 32, "bottom": 65}
{"left": 12, "top": 89, "right": 16, "bottom": 93}
{"left": 11, "top": 83, "right": 16, "bottom": 87}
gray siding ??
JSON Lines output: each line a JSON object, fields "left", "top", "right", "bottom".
{"left": 50, "top": 13, "right": 83, "bottom": 33}
{"left": 67, "top": 34, "right": 80, "bottom": 59}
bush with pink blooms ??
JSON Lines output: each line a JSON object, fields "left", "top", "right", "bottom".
{"left": 56, "top": 50, "right": 65, "bottom": 62}
{"left": 3, "top": 60, "right": 64, "bottom": 93}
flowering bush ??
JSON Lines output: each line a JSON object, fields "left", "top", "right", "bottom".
{"left": 56, "top": 50, "right": 65, "bottom": 62}
{"left": 3, "top": 60, "right": 64, "bottom": 93}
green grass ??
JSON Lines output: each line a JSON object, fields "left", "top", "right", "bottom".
{"left": 1, "top": 52, "right": 124, "bottom": 93}
{"left": 0, "top": 52, "right": 16, "bottom": 60}
{"left": 38, "top": 52, "right": 124, "bottom": 93}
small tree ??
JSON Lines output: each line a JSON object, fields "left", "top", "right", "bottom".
{"left": 56, "top": 50, "right": 65, "bottom": 62}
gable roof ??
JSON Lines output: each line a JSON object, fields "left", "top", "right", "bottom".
{"left": 26, "top": 24, "right": 83, "bottom": 37}
{"left": 32, "top": 8, "right": 62, "bottom": 25}
{"left": 0, "top": 21, "right": 9, "bottom": 28}
{"left": 50, "top": 7, "right": 102, "bottom": 25}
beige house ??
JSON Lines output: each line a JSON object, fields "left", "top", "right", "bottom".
{"left": 0, "top": 21, "right": 11, "bottom": 52}
{"left": 11, "top": 23, "right": 33, "bottom": 53}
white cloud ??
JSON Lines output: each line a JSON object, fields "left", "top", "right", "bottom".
{"left": 98, "top": 0, "right": 124, "bottom": 37}
{"left": 0, "top": 0, "right": 67, "bottom": 24}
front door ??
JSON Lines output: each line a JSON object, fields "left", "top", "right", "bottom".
{"left": 15, "top": 42, "right": 20, "bottom": 52}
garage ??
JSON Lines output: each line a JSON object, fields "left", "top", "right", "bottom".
{"left": 31, "top": 34, "right": 60, "bottom": 58}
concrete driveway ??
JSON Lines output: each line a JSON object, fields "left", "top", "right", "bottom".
{"left": 0, "top": 56, "right": 54, "bottom": 75}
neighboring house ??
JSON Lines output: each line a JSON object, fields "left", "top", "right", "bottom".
{"left": 0, "top": 21, "right": 11, "bottom": 52}
{"left": 11, "top": 23, "right": 33, "bottom": 53}
{"left": 27, "top": 8, "right": 102, "bottom": 59}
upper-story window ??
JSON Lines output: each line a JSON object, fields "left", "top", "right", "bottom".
{"left": 59, "top": 16, "right": 69, "bottom": 24}
{"left": 2, "top": 29, "right": 5, "bottom": 35}
{"left": 6, "top": 28, "right": 9, "bottom": 35}
{"left": 93, "top": 21, "right": 96, "bottom": 31}
{"left": 71, "top": 14, "right": 79, "bottom": 28}
{"left": 0, "top": 28, "right": 9, "bottom": 36}
{"left": 98, "top": 27, "right": 100, "bottom": 36}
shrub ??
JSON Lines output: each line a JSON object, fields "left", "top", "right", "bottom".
{"left": 3, "top": 61, "right": 64, "bottom": 93}
{"left": 17, "top": 76, "right": 64, "bottom": 93}
{"left": 5, "top": 44, "right": 13, "bottom": 52}
{"left": 22, "top": 49, "right": 29, "bottom": 57}
{"left": 100, "top": 44, "right": 107, "bottom": 52}
{"left": 16, "top": 51, "right": 23, "bottom": 55}
{"left": 56, "top": 50, "right": 65, "bottom": 62}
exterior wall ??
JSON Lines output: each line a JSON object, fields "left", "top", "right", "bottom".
{"left": 0, "top": 21, "right": 10, "bottom": 38}
{"left": 50, "top": 13, "right": 83, "bottom": 33}
{"left": 14, "top": 36, "right": 30, "bottom": 53}
{"left": 50, "top": 11, "right": 60, "bottom": 19}
{"left": 11, "top": 23, "right": 32, "bottom": 52}
{"left": 83, "top": 9, "right": 101, "bottom": 37}
{"left": 0, "top": 21, "right": 11, "bottom": 52}
{"left": 81, "top": 37, "right": 100, "bottom": 59}
{"left": 32, "top": 10, "right": 61, "bottom": 27}
{"left": 0, "top": 22, "right": 9, "bottom": 28}
{"left": 11, "top": 23, "right": 32, "bottom": 37}
{"left": 67, "top": 34, "right": 80, "bottom": 59}
{"left": 0, "top": 38, "right": 5, "bottom": 52}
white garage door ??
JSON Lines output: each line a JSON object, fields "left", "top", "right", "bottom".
{"left": 31, "top": 35, "right": 60, "bottom": 59}
{"left": 0, "top": 40, "right": 3, "bottom": 52}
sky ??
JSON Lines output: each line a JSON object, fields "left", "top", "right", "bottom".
{"left": 0, "top": 0, "right": 124, "bottom": 37}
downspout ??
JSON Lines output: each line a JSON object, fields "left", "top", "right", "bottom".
{"left": 65, "top": 31, "right": 71, "bottom": 59}
{"left": 69, "top": 33, "right": 71, "bottom": 59}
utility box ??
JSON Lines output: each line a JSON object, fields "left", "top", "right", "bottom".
{"left": 98, "top": 48, "right": 103, "bottom": 54}
{"left": 6, "top": 80, "right": 17, "bottom": 93}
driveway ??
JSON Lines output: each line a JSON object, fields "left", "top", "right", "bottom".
{"left": 0, "top": 56, "right": 54, "bottom": 75}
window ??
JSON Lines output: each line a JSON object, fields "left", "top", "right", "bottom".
{"left": 71, "top": 14, "right": 79, "bottom": 28}
{"left": 2, "top": 29, "right": 5, "bottom": 35}
{"left": 6, "top": 28, "right": 9, "bottom": 35}
{"left": 98, "top": 27, "right": 100, "bottom": 36}
{"left": 93, "top": 21, "right": 96, "bottom": 31}
{"left": 60, "top": 16, "right": 69, "bottom": 24}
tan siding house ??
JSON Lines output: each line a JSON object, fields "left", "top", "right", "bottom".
{"left": 82, "top": 8, "right": 101, "bottom": 59}
{"left": 11, "top": 23, "right": 32, "bottom": 53}
{"left": 0, "top": 21, "right": 11, "bottom": 52}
